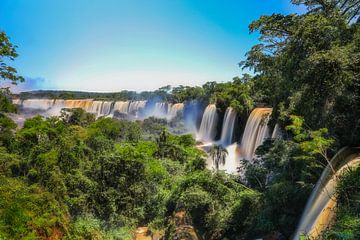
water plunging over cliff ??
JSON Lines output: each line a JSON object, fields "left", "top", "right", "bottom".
{"left": 271, "top": 123, "right": 282, "bottom": 139}
{"left": 293, "top": 148, "right": 360, "bottom": 239}
{"left": 197, "top": 104, "right": 218, "bottom": 142}
{"left": 219, "top": 107, "right": 237, "bottom": 146}
{"left": 167, "top": 103, "right": 184, "bottom": 120}
{"left": 112, "top": 101, "right": 130, "bottom": 114}
{"left": 240, "top": 108, "right": 272, "bottom": 160}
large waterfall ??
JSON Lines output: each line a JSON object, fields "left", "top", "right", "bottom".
{"left": 197, "top": 104, "right": 218, "bottom": 142}
{"left": 293, "top": 148, "right": 360, "bottom": 239}
{"left": 13, "top": 98, "right": 185, "bottom": 121}
{"left": 240, "top": 108, "right": 272, "bottom": 160}
{"left": 219, "top": 107, "right": 237, "bottom": 146}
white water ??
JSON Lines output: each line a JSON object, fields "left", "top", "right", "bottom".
{"left": 197, "top": 104, "right": 218, "bottom": 142}
{"left": 112, "top": 101, "right": 130, "bottom": 114}
{"left": 152, "top": 102, "right": 168, "bottom": 118}
{"left": 206, "top": 143, "right": 241, "bottom": 174}
{"left": 219, "top": 107, "right": 237, "bottom": 146}
{"left": 167, "top": 103, "right": 184, "bottom": 120}
{"left": 271, "top": 123, "right": 282, "bottom": 139}
{"left": 240, "top": 108, "right": 272, "bottom": 160}
{"left": 13, "top": 99, "right": 186, "bottom": 121}
{"left": 293, "top": 148, "right": 360, "bottom": 239}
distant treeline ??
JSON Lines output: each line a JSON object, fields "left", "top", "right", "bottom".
{"left": 14, "top": 89, "right": 169, "bottom": 101}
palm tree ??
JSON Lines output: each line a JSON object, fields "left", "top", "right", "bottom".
{"left": 209, "top": 144, "right": 228, "bottom": 170}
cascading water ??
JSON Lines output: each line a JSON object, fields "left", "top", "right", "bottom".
{"left": 128, "top": 100, "right": 146, "bottom": 117}
{"left": 183, "top": 100, "right": 201, "bottom": 133}
{"left": 219, "top": 107, "right": 237, "bottom": 146}
{"left": 151, "top": 102, "right": 168, "bottom": 118}
{"left": 206, "top": 143, "right": 241, "bottom": 174}
{"left": 240, "top": 108, "right": 272, "bottom": 160}
{"left": 293, "top": 148, "right": 360, "bottom": 240}
{"left": 112, "top": 101, "right": 130, "bottom": 114}
{"left": 197, "top": 104, "right": 218, "bottom": 142}
{"left": 167, "top": 103, "right": 184, "bottom": 120}
{"left": 20, "top": 98, "right": 56, "bottom": 110}
{"left": 271, "top": 123, "right": 282, "bottom": 139}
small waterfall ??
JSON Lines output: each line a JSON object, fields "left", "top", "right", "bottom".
{"left": 219, "top": 107, "right": 237, "bottom": 146}
{"left": 240, "top": 108, "right": 272, "bottom": 160}
{"left": 197, "top": 104, "right": 218, "bottom": 142}
{"left": 293, "top": 148, "right": 360, "bottom": 239}
{"left": 271, "top": 123, "right": 282, "bottom": 139}
{"left": 167, "top": 103, "right": 184, "bottom": 120}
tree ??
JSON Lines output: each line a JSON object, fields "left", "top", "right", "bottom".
{"left": 209, "top": 144, "right": 228, "bottom": 170}
{"left": 0, "top": 32, "right": 24, "bottom": 84}
{"left": 286, "top": 115, "right": 335, "bottom": 172}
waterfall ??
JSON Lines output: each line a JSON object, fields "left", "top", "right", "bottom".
{"left": 206, "top": 143, "right": 241, "bottom": 174}
{"left": 167, "top": 103, "right": 184, "bottom": 120}
{"left": 184, "top": 100, "right": 201, "bottom": 133}
{"left": 113, "top": 101, "right": 130, "bottom": 114}
{"left": 151, "top": 102, "right": 168, "bottom": 118}
{"left": 240, "top": 108, "right": 272, "bottom": 160}
{"left": 197, "top": 104, "right": 218, "bottom": 142}
{"left": 20, "top": 98, "right": 56, "bottom": 110}
{"left": 271, "top": 123, "right": 282, "bottom": 139}
{"left": 219, "top": 107, "right": 237, "bottom": 146}
{"left": 128, "top": 100, "right": 146, "bottom": 117}
{"left": 293, "top": 148, "right": 360, "bottom": 239}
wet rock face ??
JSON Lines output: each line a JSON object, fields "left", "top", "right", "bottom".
{"left": 134, "top": 211, "right": 201, "bottom": 240}
{"left": 134, "top": 227, "right": 152, "bottom": 240}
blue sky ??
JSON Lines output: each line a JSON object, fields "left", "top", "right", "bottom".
{"left": 1, "top": 0, "right": 303, "bottom": 92}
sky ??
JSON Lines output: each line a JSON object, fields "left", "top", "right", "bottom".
{"left": 0, "top": 0, "right": 303, "bottom": 92}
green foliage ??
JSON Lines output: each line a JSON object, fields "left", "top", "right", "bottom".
{"left": 241, "top": 0, "right": 360, "bottom": 146}
{"left": 0, "top": 31, "right": 24, "bottom": 84}
{"left": 61, "top": 108, "right": 96, "bottom": 127}
{"left": 0, "top": 177, "right": 69, "bottom": 239}
{"left": 0, "top": 89, "right": 17, "bottom": 113}
{"left": 167, "top": 171, "right": 261, "bottom": 239}
{"left": 209, "top": 144, "right": 228, "bottom": 170}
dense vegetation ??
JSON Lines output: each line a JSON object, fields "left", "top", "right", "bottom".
{"left": 1, "top": 0, "right": 359, "bottom": 239}
{"left": 0, "top": 110, "right": 262, "bottom": 239}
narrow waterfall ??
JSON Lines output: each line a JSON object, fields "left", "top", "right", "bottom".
{"left": 167, "top": 103, "right": 184, "bottom": 120}
{"left": 197, "top": 104, "right": 218, "bottom": 142}
{"left": 240, "top": 108, "right": 272, "bottom": 160}
{"left": 271, "top": 123, "right": 282, "bottom": 139}
{"left": 219, "top": 107, "right": 237, "bottom": 146}
{"left": 293, "top": 148, "right": 360, "bottom": 239}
